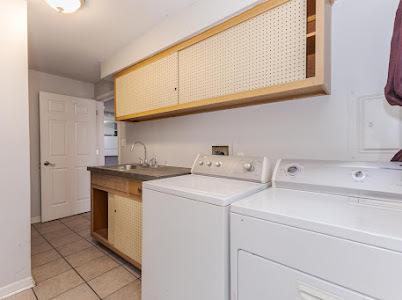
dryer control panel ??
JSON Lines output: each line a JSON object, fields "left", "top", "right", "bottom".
{"left": 273, "top": 159, "right": 402, "bottom": 201}
{"left": 191, "top": 154, "right": 272, "bottom": 183}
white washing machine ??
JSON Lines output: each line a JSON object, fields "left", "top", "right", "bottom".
{"left": 231, "top": 159, "right": 402, "bottom": 300}
{"left": 142, "top": 154, "right": 272, "bottom": 300}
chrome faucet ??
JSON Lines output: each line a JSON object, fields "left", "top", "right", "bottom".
{"left": 130, "top": 141, "right": 148, "bottom": 167}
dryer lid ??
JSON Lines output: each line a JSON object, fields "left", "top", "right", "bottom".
{"left": 231, "top": 187, "right": 402, "bottom": 253}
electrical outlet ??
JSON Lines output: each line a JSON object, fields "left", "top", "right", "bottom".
{"left": 212, "top": 145, "right": 229, "bottom": 156}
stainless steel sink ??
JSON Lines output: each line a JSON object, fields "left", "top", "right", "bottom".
{"left": 115, "top": 163, "right": 161, "bottom": 171}
{"left": 118, "top": 164, "right": 139, "bottom": 171}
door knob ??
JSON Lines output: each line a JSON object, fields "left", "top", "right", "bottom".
{"left": 44, "top": 161, "right": 55, "bottom": 167}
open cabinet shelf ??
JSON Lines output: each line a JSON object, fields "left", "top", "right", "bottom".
{"left": 91, "top": 188, "right": 109, "bottom": 241}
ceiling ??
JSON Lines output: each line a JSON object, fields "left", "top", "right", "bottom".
{"left": 28, "top": 0, "right": 199, "bottom": 83}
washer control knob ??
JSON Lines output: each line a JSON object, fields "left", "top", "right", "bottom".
{"left": 198, "top": 161, "right": 204, "bottom": 166}
{"left": 206, "top": 161, "right": 212, "bottom": 167}
{"left": 243, "top": 162, "right": 253, "bottom": 171}
{"left": 353, "top": 170, "right": 366, "bottom": 181}
{"left": 287, "top": 165, "right": 300, "bottom": 176}
{"left": 215, "top": 161, "right": 222, "bottom": 167}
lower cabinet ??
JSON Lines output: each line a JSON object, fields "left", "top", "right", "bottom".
{"left": 90, "top": 173, "right": 143, "bottom": 269}
{"left": 108, "top": 194, "right": 142, "bottom": 266}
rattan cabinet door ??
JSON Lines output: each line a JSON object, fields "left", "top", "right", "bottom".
{"left": 178, "top": 0, "right": 307, "bottom": 104}
{"left": 113, "top": 195, "right": 142, "bottom": 265}
{"left": 115, "top": 53, "right": 179, "bottom": 118}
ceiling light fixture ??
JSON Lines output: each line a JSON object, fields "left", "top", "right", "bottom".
{"left": 44, "top": 0, "right": 84, "bottom": 14}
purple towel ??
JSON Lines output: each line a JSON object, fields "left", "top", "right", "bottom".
{"left": 392, "top": 150, "right": 402, "bottom": 161}
{"left": 385, "top": 1, "right": 402, "bottom": 161}
{"left": 385, "top": 1, "right": 402, "bottom": 106}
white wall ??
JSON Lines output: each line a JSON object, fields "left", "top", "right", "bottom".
{"left": 28, "top": 70, "right": 94, "bottom": 222}
{"left": 0, "top": 0, "right": 33, "bottom": 297}
{"left": 118, "top": 0, "right": 402, "bottom": 167}
{"left": 101, "top": 0, "right": 263, "bottom": 77}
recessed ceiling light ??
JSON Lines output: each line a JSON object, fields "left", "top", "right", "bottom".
{"left": 44, "top": 0, "right": 85, "bottom": 14}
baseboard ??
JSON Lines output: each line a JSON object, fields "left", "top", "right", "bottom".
{"left": 0, "top": 276, "right": 35, "bottom": 299}
{"left": 31, "top": 216, "right": 41, "bottom": 224}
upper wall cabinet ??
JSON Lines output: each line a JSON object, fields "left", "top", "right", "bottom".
{"left": 115, "top": 53, "right": 179, "bottom": 117}
{"left": 115, "top": 0, "right": 331, "bottom": 121}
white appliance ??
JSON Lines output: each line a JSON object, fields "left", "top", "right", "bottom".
{"left": 142, "top": 154, "right": 272, "bottom": 300}
{"left": 230, "top": 159, "right": 402, "bottom": 300}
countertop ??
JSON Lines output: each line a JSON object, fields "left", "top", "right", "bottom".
{"left": 87, "top": 164, "right": 191, "bottom": 181}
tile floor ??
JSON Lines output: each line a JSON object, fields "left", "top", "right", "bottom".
{"left": 6, "top": 213, "right": 141, "bottom": 300}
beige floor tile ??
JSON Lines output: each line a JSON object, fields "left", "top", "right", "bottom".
{"left": 69, "top": 222, "right": 91, "bottom": 232}
{"left": 3, "top": 288, "right": 36, "bottom": 300}
{"left": 32, "top": 258, "right": 71, "bottom": 283}
{"left": 60, "top": 214, "right": 86, "bottom": 223}
{"left": 61, "top": 217, "right": 89, "bottom": 228}
{"left": 31, "top": 235, "right": 47, "bottom": 247}
{"left": 56, "top": 239, "right": 92, "bottom": 257}
{"left": 96, "top": 245, "right": 126, "bottom": 265}
{"left": 52, "top": 284, "right": 99, "bottom": 300}
{"left": 35, "top": 221, "right": 68, "bottom": 235}
{"left": 76, "top": 228, "right": 91, "bottom": 239}
{"left": 65, "top": 246, "right": 104, "bottom": 267}
{"left": 104, "top": 280, "right": 141, "bottom": 300}
{"left": 33, "top": 270, "right": 83, "bottom": 300}
{"left": 82, "top": 212, "right": 91, "bottom": 220}
{"left": 122, "top": 263, "right": 141, "bottom": 279}
{"left": 88, "top": 266, "right": 136, "bottom": 299}
{"left": 31, "top": 241, "right": 52, "bottom": 256}
{"left": 31, "top": 228, "right": 41, "bottom": 239}
{"left": 32, "top": 249, "right": 61, "bottom": 268}
{"left": 86, "top": 236, "right": 99, "bottom": 245}
{"left": 75, "top": 256, "right": 119, "bottom": 281}
{"left": 41, "top": 227, "right": 74, "bottom": 241}
{"left": 48, "top": 233, "right": 81, "bottom": 248}
{"left": 33, "top": 220, "right": 59, "bottom": 230}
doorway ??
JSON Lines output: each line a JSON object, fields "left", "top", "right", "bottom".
{"left": 104, "top": 99, "right": 119, "bottom": 165}
{"left": 40, "top": 92, "right": 97, "bottom": 222}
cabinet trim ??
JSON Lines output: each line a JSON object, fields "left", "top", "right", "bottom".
{"left": 116, "top": 77, "right": 323, "bottom": 121}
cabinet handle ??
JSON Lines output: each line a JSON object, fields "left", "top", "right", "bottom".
{"left": 138, "top": 186, "right": 142, "bottom": 193}
{"left": 114, "top": 209, "right": 117, "bottom": 213}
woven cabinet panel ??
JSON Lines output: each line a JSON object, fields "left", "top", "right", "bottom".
{"left": 178, "top": 0, "right": 307, "bottom": 104}
{"left": 114, "top": 195, "right": 142, "bottom": 264}
{"left": 116, "top": 53, "right": 179, "bottom": 117}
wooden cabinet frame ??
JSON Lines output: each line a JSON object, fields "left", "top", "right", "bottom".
{"left": 91, "top": 174, "right": 142, "bottom": 269}
{"left": 115, "top": 0, "right": 331, "bottom": 122}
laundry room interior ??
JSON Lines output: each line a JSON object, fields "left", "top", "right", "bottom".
{"left": 1, "top": 0, "right": 402, "bottom": 299}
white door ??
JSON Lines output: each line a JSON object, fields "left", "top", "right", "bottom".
{"left": 40, "top": 92, "right": 97, "bottom": 222}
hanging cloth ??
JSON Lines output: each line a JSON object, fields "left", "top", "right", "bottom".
{"left": 392, "top": 150, "right": 402, "bottom": 161}
{"left": 385, "top": 0, "right": 402, "bottom": 106}
{"left": 385, "top": 0, "right": 402, "bottom": 161}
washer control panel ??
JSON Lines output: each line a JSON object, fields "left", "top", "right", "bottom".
{"left": 191, "top": 154, "right": 272, "bottom": 183}
{"left": 274, "top": 159, "right": 402, "bottom": 200}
